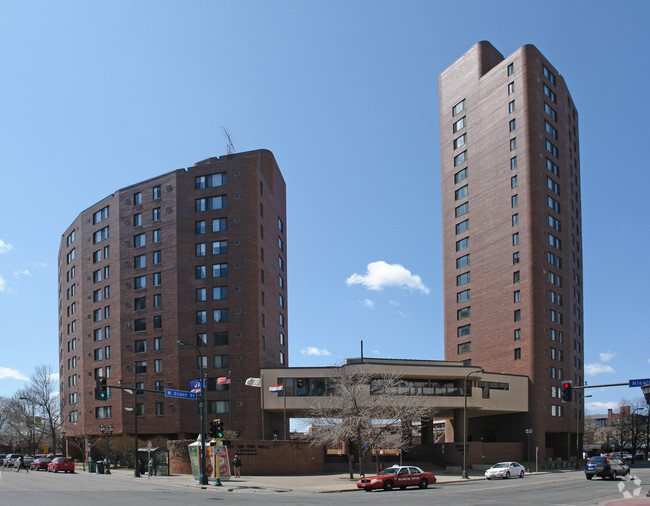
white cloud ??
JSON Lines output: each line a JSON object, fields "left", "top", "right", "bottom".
{"left": 34, "top": 262, "right": 47, "bottom": 268}
{"left": 0, "top": 276, "right": 6, "bottom": 292}
{"left": 585, "top": 363, "right": 616, "bottom": 376}
{"left": 0, "top": 367, "right": 29, "bottom": 381}
{"left": 300, "top": 347, "right": 331, "bottom": 356}
{"left": 585, "top": 401, "right": 619, "bottom": 414}
{"left": 346, "top": 261, "right": 430, "bottom": 294}
{"left": 389, "top": 300, "right": 400, "bottom": 306}
{"left": 360, "top": 299, "right": 375, "bottom": 309}
{"left": 13, "top": 269, "right": 31, "bottom": 277}
{"left": 599, "top": 351, "right": 616, "bottom": 362}
{"left": 0, "top": 239, "right": 13, "bottom": 254}
{"left": 48, "top": 372, "right": 60, "bottom": 383}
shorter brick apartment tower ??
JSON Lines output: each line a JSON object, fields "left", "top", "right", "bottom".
{"left": 58, "top": 150, "right": 288, "bottom": 441}
{"left": 439, "top": 42, "right": 585, "bottom": 460}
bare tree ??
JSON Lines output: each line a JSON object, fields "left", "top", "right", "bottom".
{"left": 304, "top": 365, "right": 436, "bottom": 478}
{"left": 24, "top": 364, "right": 63, "bottom": 454}
{"left": 611, "top": 398, "right": 647, "bottom": 463}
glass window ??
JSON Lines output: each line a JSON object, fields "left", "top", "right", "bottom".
{"left": 457, "top": 289, "right": 470, "bottom": 303}
{"left": 457, "top": 324, "right": 471, "bottom": 337}
{"left": 454, "top": 167, "right": 467, "bottom": 184}
{"left": 456, "top": 272, "right": 470, "bottom": 286}
{"left": 455, "top": 185, "right": 468, "bottom": 200}
{"left": 507, "top": 63, "right": 514, "bottom": 76}
{"left": 214, "top": 309, "right": 229, "bottom": 323}
{"left": 455, "top": 219, "right": 469, "bottom": 235}
{"left": 196, "top": 243, "right": 206, "bottom": 257}
{"left": 134, "top": 254, "right": 145, "bottom": 269}
{"left": 456, "top": 237, "right": 469, "bottom": 251}
{"left": 212, "top": 240, "right": 227, "bottom": 255}
{"left": 212, "top": 263, "right": 227, "bottom": 278}
{"left": 456, "top": 254, "right": 469, "bottom": 269}
{"left": 195, "top": 221, "right": 206, "bottom": 234}
{"left": 213, "top": 286, "right": 228, "bottom": 300}
{"left": 508, "top": 81, "right": 515, "bottom": 95}
{"left": 134, "top": 233, "right": 145, "bottom": 248}
{"left": 510, "top": 156, "right": 517, "bottom": 169}
{"left": 212, "top": 218, "right": 227, "bottom": 232}
{"left": 133, "top": 213, "right": 142, "bottom": 226}
{"left": 453, "top": 116, "right": 466, "bottom": 133}
{"left": 196, "top": 288, "right": 207, "bottom": 301}
{"left": 134, "top": 192, "right": 142, "bottom": 205}
{"left": 134, "top": 276, "right": 146, "bottom": 289}
{"left": 454, "top": 151, "right": 467, "bottom": 167}
{"left": 153, "top": 186, "right": 161, "bottom": 199}
{"left": 153, "top": 207, "right": 161, "bottom": 221}
{"left": 455, "top": 202, "right": 468, "bottom": 218}
{"left": 452, "top": 99, "right": 465, "bottom": 116}
{"left": 196, "top": 311, "right": 207, "bottom": 324}
{"left": 453, "top": 133, "right": 466, "bottom": 150}
{"left": 458, "top": 342, "right": 471, "bottom": 354}
{"left": 510, "top": 138, "right": 517, "bottom": 151}
{"left": 457, "top": 306, "right": 471, "bottom": 320}
{"left": 509, "top": 100, "right": 515, "bottom": 113}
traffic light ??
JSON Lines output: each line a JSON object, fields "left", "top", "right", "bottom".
{"left": 561, "top": 381, "right": 572, "bottom": 402}
{"left": 95, "top": 377, "right": 108, "bottom": 400}
{"left": 209, "top": 419, "right": 218, "bottom": 438}
{"left": 216, "top": 419, "right": 224, "bottom": 439}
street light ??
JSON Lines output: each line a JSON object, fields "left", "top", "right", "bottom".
{"left": 177, "top": 339, "right": 208, "bottom": 486}
{"left": 61, "top": 431, "right": 67, "bottom": 457}
{"left": 99, "top": 424, "right": 114, "bottom": 474}
{"left": 642, "top": 386, "right": 650, "bottom": 462}
{"left": 576, "top": 394, "right": 591, "bottom": 468}
{"left": 19, "top": 396, "right": 36, "bottom": 457}
{"left": 462, "top": 368, "right": 483, "bottom": 479}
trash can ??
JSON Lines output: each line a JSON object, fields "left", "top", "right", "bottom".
{"left": 88, "top": 459, "right": 96, "bottom": 473}
{"left": 96, "top": 461, "right": 105, "bottom": 474}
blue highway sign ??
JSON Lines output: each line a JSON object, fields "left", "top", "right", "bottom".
{"left": 629, "top": 378, "right": 650, "bottom": 388}
{"left": 165, "top": 388, "right": 197, "bottom": 399}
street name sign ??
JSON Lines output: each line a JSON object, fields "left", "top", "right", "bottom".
{"left": 164, "top": 388, "right": 197, "bottom": 399}
{"left": 629, "top": 378, "right": 650, "bottom": 387}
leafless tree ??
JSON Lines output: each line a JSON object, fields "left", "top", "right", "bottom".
{"left": 304, "top": 365, "right": 436, "bottom": 478}
{"left": 612, "top": 398, "right": 648, "bottom": 463}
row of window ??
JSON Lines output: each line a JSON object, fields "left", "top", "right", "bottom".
{"left": 133, "top": 186, "right": 161, "bottom": 206}
{"left": 94, "top": 399, "right": 230, "bottom": 420}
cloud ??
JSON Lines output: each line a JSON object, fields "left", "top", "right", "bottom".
{"left": 300, "top": 347, "right": 331, "bottom": 356}
{"left": 13, "top": 269, "right": 31, "bottom": 277}
{"left": 0, "top": 276, "right": 6, "bottom": 292}
{"left": 585, "top": 363, "right": 616, "bottom": 376}
{"left": 585, "top": 401, "right": 619, "bottom": 414}
{"left": 599, "top": 351, "right": 616, "bottom": 362}
{"left": 48, "top": 372, "right": 60, "bottom": 383}
{"left": 346, "top": 261, "right": 430, "bottom": 294}
{"left": 0, "top": 367, "right": 30, "bottom": 381}
{"left": 34, "top": 262, "right": 48, "bottom": 268}
{"left": 0, "top": 239, "right": 13, "bottom": 254}
{"left": 389, "top": 300, "right": 400, "bottom": 306}
{"left": 360, "top": 299, "right": 375, "bottom": 309}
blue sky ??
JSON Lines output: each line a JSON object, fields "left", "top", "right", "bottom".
{"left": 1, "top": 1, "right": 648, "bottom": 415}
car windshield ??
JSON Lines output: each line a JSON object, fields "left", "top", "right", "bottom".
{"left": 492, "top": 463, "right": 509, "bottom": 468}
{"left": 377, "top": 467, "right": 400, "bottom": 475}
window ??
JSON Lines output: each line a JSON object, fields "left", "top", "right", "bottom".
{"left": 212, "top": 240, "right": 227, "bottom": 255}
{"left": 512, "top": 232, "right": 519, "bottom": 246}
{"left": 154, "top": 337, "right": 162, "bottom": 351}
{"left": 134, "top": 192, "right": 142, "bottom": 205}
{"left": 510, "top": 138, "right": 517, "bottom": 151}
{"left": 214, "top": 331, "right": 229, "bottom": 346}
{"left": 153, "top": 315, "right": 162, "bottom": 329}
{"left": 547, "top": 195, "right": 560, "bottom": 213}
{"left": 511, "top": 175, "right": 518, "bottom": 189}
{"left": 548, "top": 233, "right": 562, "bottom": 249}
{"left": 66, "top": 248, "right": 76, "bottom": 264}
{"left": 512, "top": 214, "right": 519, "bottom": 226}
{"left": 457, "top": 289, "right": 470, "bottom": 303}
{"left": 514, "top": 348, "right": 521, "bottom": 360}
{"left": 545, "top": 120, "right": 558, "bottom": 140}
{"left": 153, "top": 272, "right": 161, "bottom": 286}
{"left": 212, "top": 218, "right": 227, "bottom": 232}
{"left": 456, "top": 254, "right": 469, "bottom": 268}
{"left": 195, "top": 196, "right": 226, "bottom": 212}
{"left": 93, "top": 328, "right": 103, "bottom": 341}
{"left": 546, "top": 139, "right": 558, "bottom": 157}
{"left": 457, "top": 324, "right": 471, "bottom": 337}
{"left": 93, "top": 309, "right": 102, "bottom": 322}
{"left": 514, "top": 328, "right": 521, "bottom": 341}
{"left": 513, "top": 252, "right": 520, "bottom": 264}
{"left": 543, "top": 84, "right": 556, "bottom": 103}
{"left": 509, "top": 100, "right": 515, "bottom": 113}
{"left": 455, "top": 202, "right": 469, "bottom": 218}
{"left": 195, "top": 220, "right": 206, "bottom": 234}
{"left": 214, "top": 309, "right": 229, "bottom": 323}
{"left": 514, "top": 309, "right": 521, "bottom": 322}
{"left": 453, "top": 133, "right": 466, "bottom": 150}
{"left": 134, "top": 233, "right": 145, "bottom": 248}
{"left": 195, "top": 173, "right": 226, "bottom": 189}
{"left": 514, "top": 290, "right": 521, "bottom": 303}
{"left": 455, "top": 219, "right": 469, "bottom": 234}
{"left": 507, "top": 63, "right": 514, "bottom": 76}
{"left": 92, "top": 249, "right": 101, "bottom": 263}
{"left": 278, "top": 236, "right": 283, "bottom": 251}
{"left": 454, "top": 151, "right": 467, "bottom": 167}
{"left": 548, "top": 215, "right": 561, "bottom": 231}
{"left": 95, "top": 406, "right": 112, "bottom": 419}
{"left": 279, "top": 294, "right": 284, "bottom": 308}
{"left": 453, "top": 116, "right": 466, "bottom": 133}
{"left": 154, "top": 359, "right": 162, "bottom": 372}
{"left": 134, "top": 254, "right": 146, "bottom": 269}
{"left": 196, "top": 266, "right": 206, "bottom": 279}
{"left": 456, "top": 272, "right": 470, "bottom": 286}
{"left": 213, "top": 263, "right": 227, "bottom": 278}
{"left": 213, "top": 286, "right": 228, "bottom": 300}
{"left": 197, "top": 333, "right": 208, "bottom": 346}
{"left": 153, "top": 229, "right": 161, "bottom": 243}
{"left": 457, "top": 306, "right": 471, "bottom": 320}
{"left": 135, "top": 361, "right": 147, "bottom": 374}
{"left": 104, "top": 265, "right": 110, "bottom": 279}
{"left": 454, "top": 167, "right": 468, "bottom": 184}
{"left": 546, "top": 158, "right": 559, "bottom": 176}
{"left": 278, "top": 256, "right": 284, "bottom": 270}
{"left": 513, "top": 271, "right": 520, "bottom": 283}
{"left": 133, "top": 213, "right": 142, "bottom": 227}
{"left": 196, "top": 311, "right": 207, "bottom": 324}
{"left": 196, "top": 243, "right": 206, "bottom": 257}
{"left": 155, "top": 402, "right": 164, "bottom": 416}
{"left": 93, "top": 289, "right": 102, "bottom": 302}
{"left": 510, "top": 156, "right": 517, "bottom": 169}
{"left": 508, "top": 81, "right": 515, "bottom": 95}
{"left": 547, "top": 176, "right": 560, "bottom": 195}
{"left": 511, "top": 194, "right": 518, "bottom": 208}
{"left": 214, "top": 354, "right": 229, "bottom": 368}
{"left": 279, "top": 274, "right": 284, "bottom": 289}
{"left": 153, "top": 207, "right": 161, "bottom": 221}
{"left": 134, "top": 318, "right": 146, "bottom": 332}
{"left": 452, "top": 99, "right": 465, "bottom": 116}
{"left": 153, "top": 294, "right": 161, "bottom": 307}
{"left": 152, "top": 250, "right": 161, "bottom": 265}
{"left": 94, "top": 348, "right": 103, "bottom": 360}
{"left": 455, "top": 185, "right": 468, "bottom": 200}
{"left": 458, "top": 342, "right": 471, "bottom": 354}
{"left": 94, "top": 226, "right": 109, "bottom": 244}
{"left": 456, "top": 237, "right": 469, "bottom": 251}
{"left": 279, "top": 313, "right": 285, "bottom": 327}
{"left": 544, "top": 102, "right": 557, "bottom": 121}
{"left": 93, "top": 206, "right": 109, "bottom": 225}
{"left": 134, "top": 297, "right": 146, "bottom": 311}
{"left": 543, "top": 65, "right": 556, "bottom": 84}
{"left": 509, "top": 118, "right": 516, "bottom": 132}
{"left": 153, "top": 185, "right": 161, "bottom": 199}
{"left": 196, "top": 288, "right": 207, "bottom": 301}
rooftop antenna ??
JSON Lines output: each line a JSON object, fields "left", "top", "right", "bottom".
{"left": 222, "top": 127, "right": 236, "bottom": 155}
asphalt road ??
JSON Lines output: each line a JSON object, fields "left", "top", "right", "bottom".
{"left": 1, "top": 467, "right": 648, "bottom": 505}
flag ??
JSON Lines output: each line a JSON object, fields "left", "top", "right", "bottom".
{"left": 217, "top": 376, "right": 231, "bottom": 385}
{"left": 245, "top": 377, "right": 262, "bottom": 387}
{"left": 269, "top": 384, "right": 284, "bottom": 393}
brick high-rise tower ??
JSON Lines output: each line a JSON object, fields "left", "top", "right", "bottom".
{"left": 439, "top": 42, "right": 584, "bottom": 460}
{"left": 58, "top": 150, "right": 288, "bottom": 442}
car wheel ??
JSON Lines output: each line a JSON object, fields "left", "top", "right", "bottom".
{"left": 364, "top": 488, "right": 373, "bottom": 492}
{"left": 54, "top": 468, "right": 58, "bottom": 473}
{"left": 505, "top": 471, "right": 510, "bottom": 479}
{"left": 419, "top": 478, "right": 429, "bottom": 489}
{"left": 609, "top": 472, "right": 616, "bottom": 480}
{"left": 586, "top": 475, "right": 593, "bottom": 480}
{"left": 486, "top": 477, "right": 492, "bottom": 480}
{"left": 519, "top": 471, "right": 524, "bottom": 478}
{"left": 383, "top": 480, "right": 394, "bottom": 491}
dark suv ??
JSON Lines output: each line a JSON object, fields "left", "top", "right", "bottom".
{"left": 585, "top": 456, "right": 630, "bottom": 480}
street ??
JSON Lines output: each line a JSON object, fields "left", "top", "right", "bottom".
{"left": 0, "top": 466, "right": 648, "bottom": 505}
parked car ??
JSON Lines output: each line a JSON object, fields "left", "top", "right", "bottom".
{"left": 485, "top": 462, "right": 525, "bottom": 479}
{"left": 2, "top": 454, "right": 23, "bottom": 468}
{"left": 357, "top": 465, "right": 437, "bottom": 491}
{"left": 30, "top": 458, "right": 52, "bottom": 471}
{"left": 0, "top": 454, "right": 6, "bottom": 466}
{"left": 47, "top": 457, "right": 75, "bottom": 473}
{"left": 585, "top": 456, "right": 630, "bottom": 480}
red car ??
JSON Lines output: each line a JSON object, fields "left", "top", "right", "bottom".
{"left": 357, "top": 465, "right": 437, "bottom": 491}
{"left": 47, "top": 457, "right": 75, "bottom": 473}
{"left": 30, "top": 458, "right": 51, "bottom": 471}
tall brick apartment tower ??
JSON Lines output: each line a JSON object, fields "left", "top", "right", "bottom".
{"left": 439, "top": 42, "right": 584, "bottom": 460}
{"left": 58, "top": 150, "right": 288, "bottom": 442}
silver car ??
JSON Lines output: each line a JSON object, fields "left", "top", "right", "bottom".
{"left": 485, "top": 461, "right": 525, "bottom": 479}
